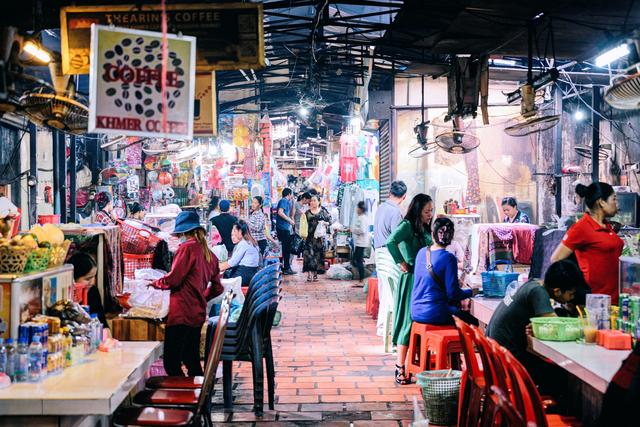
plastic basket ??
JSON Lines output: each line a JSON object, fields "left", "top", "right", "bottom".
{"left": 0, "top": 245, "right": 30, "bottom": 273}
{"left": 123, "top": 253, "right": 155, "bottom": 279}
{"left": 23, "top": 247, "right": 52, "bottom": 273}
{"left": 118, "top": 220, "right": 162, "bottom": 254}
{"left": 38, "top": 214, "right": 60, "bottom": 225}
{"left": 531, "top": 317, "right": 583, "bottom": 341}
{"left": 416, "top": 370, "right": 462, "bottom": 426}
{"left": 481, "top": 262, "right": 519, "bottom": 298}
{"left": 48, "top": 240, "right": 71, "bottom": 268}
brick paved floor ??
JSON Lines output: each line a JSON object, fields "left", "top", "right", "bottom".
{"left": 211, "top": 264, "right": 423, "bottom": 426}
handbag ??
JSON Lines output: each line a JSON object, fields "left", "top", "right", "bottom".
{"left": 299, "top": 212, "right": 308, "bottom": 239}
{"left": 290, "top": 233, "right": 305, "bottom": 255}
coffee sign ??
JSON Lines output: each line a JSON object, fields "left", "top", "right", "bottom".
{"left": 88, "top": 25, "right": 196, "bottom": 139}
{"left": 61, "top": 3, "right": 264, "bottom": 75}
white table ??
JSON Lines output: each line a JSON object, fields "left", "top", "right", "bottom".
{"left": 470, "top": 296, "right": 501, "bottom": 326}
{"left": 0, "top": 341, "right": 162, "bottom": 426}
{"left": 530, "top": 338, "right": 629, "bottom": 394}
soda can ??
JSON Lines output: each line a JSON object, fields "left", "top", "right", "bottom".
{"left": 18, "top": 323, "right": 31, "bottom": 343}
{"left": 622, "top": 296, "right": 630, "bottom": 322}
{"left": 630, "top": 296, "right": 640, "bottom": 323}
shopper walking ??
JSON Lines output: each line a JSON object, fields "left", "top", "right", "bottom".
{"left": 248, "top": 196, "right": 278, "bottom": 256}
{"left": 351, "top": 201, "right": 369, "bottom": 287}
{"left": 150, "top": 211, "right": 223, "bottom": 376}
{"left": 303, "top": 195, "right": 331, "bottom": 282}
{"left": 386, "top": 193, "right": 433, "bottom": 384}
{"left": 276, "top": 188, "right": 296, "bottom": 275}
{"left": 373, "top": 180, "right": 407, "bottom": 336}
{"left": 94, "top": 192, "right": 116, "bottom": 225}
{"left": 210, "top": 200, "right": 238, "bottom": 255}
{"left": 293, "top": 192, "right": 311, "bottom": 231}
{"left": 221, "top": 220, "right": 261, "bottom": 286}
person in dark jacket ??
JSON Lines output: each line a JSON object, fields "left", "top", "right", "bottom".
{"left": 210, "top": 199, "right": 238, "bottom": 254}
{"left": 411, "top": 218, "right": 477, "bottom": 326}
{"left": 151, "top": 211, "right": 223, "bottom": 376}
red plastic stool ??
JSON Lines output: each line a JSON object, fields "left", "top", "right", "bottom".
{"left": 425, "top": 329, "right": 464, "bottom": 370}
{"left": 365, "top": 277, "right": 379, "bottom": 319}
{"left": 406, "top": 322, "right": 458, "bottom": 376}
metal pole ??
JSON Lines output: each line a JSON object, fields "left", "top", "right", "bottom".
{"left": 52, "top": 130, "right": 59, "bottom": 215}
{"left": 69, "top": 135, "right": 77, "bottom": 222}
{"left": 592, "top": 87, "right": 601, "bottom": 182}
{"left": 553, "top": 86, "right": 563, "bottom": 217}
{"left": 28, "top": 123, "right": 37, "bottom": 227}
{"left": 57, "top": 131, "right": 67, "bottom": 223}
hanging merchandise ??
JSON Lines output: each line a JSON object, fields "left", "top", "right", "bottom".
{"left": 125, "top": 140, "right": 143, "bottom": 168}
{"left": 337, "top": 183, "right": 364, "bottom": 228}
{"left": 259, "top": 114, "right": 272, "bottom": 172}
{"left": 157, "top": 171, "right": 173, "bottom": 186}
{"left": 233, "top": 116, "right": 251, "bottom": 148}
{"left": 126, "top": 175, "right": 140, "bottom": 199}
{"left": 339, "top": 134, "right": 358, "bottom": 183}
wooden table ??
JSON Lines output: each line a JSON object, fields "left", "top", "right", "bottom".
{"left": 0, "top": 341, "right": 162, "bottom": 426}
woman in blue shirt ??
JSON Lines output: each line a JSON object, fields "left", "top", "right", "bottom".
{"left": 221, "top": 220, "right": 260, "bottom": 287}
{"left": 411, "top": 218, "right": 478, "bottom": 326}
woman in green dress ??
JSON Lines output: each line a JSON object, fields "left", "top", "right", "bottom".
{"left": 386, "top": 193, "right": 434, "bottom": 384}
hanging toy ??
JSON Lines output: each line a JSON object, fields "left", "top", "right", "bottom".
{"left": 162, "top": 185, "right": 175, "bottom": 200}
{"left": 147, "top": 171, "right": 158, "bottom": 182}
{"left": 158, "top": 171, "right": 173, "bottom": 186}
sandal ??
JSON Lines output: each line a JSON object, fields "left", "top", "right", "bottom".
{"left": 395, "top": 364, "right": 412, "bottom": 385}
{"left": 313, "top": 273, "right": 318, "bottom": 282}
{"left": 307, "top": 274, "right": 313, "bottom": 282}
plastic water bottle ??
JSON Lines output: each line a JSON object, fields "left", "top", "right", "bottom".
{"left": 28, "top": 335, "right": 43, "bottom": 382}
{"left": 5, "top": 339, "right": 15, "bottom": 381}
{"left": 0, "top": 338, "right": 6, "bottom": 374}
{"left": 15, "top": 338, "right": 29, "bottom": 383}
{"left": 89, "top": 314, "right": 99, "bottom": 352}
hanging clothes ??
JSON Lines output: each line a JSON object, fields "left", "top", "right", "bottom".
{"left": 337, "top": 184, "right": 364, "bottom": 228}
{"left": 340, "top": 135, "right": 358, "bottom": 183}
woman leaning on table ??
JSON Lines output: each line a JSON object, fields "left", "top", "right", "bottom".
{"left": 551, "top": 182, "right": 623, "bottom": 304}
{"left": 385, "top": 193, "right": 434, "bottom": 385}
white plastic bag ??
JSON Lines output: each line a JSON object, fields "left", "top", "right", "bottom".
{"left": 327, "top": 264, "right": 353, "bottom": 280}
{"left": 134, "top": 268, "right": 167, "bottom": 281}
{"left": 314, "top": 221, "right": 327, "bottom": 239}
{"left": 211, "top": 244, "right": 228, "bottom": 262}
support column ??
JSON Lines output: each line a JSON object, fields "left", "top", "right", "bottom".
{"left": 554, "top": 86, "right": 563, "bottom": 217}
{"left": 28, "top": 123, "right": 37, "bottom": 227}
{"left": 591, "top": 87, "right": 601, "bottom": 182}
{"left": 69, "top": 135, "right": 76, "bottom": 222}
{"left": 53, "top": 131, "right": 67, "bottom": 223}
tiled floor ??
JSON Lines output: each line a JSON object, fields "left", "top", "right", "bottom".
{"left": 210, "top": 265, "right": 423, "bottom": 426}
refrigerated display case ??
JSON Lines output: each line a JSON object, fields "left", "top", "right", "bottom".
{"left": 612, "top": 192, "right": 639, "bottom": 227}
{"left": 619, "top": 256, "right": 640, "bottom": 296}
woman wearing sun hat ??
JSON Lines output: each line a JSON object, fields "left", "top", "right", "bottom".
{"left": 149, "top": 211, "right": 224, "bottom": 376}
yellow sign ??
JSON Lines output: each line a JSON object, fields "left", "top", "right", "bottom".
{"left": 194, "top": 73, "right": 217, "bottom": 136}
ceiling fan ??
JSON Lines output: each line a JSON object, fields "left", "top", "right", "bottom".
{"left": 431, "top": 114, "right": 481, "bottom": 154}
{"left": 407, "top": 76, "right": 439, "bottom": 158}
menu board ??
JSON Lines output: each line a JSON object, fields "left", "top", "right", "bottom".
{"left": 61, "top": 3, "right": 264, "bottom": 74}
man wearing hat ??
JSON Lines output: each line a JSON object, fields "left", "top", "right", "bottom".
{"left": 210, "top": 200, "right": 238, "bottom": 254}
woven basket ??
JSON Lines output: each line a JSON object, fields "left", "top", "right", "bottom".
{"left": 0, "top": 245, "right": 30, "bottom": 273}
{"left": 416, "top": 370, "right": 462, "bottom": 426}
{"left": 24, "top": 247, "right": 52, "bottom": 273}
{"left": 48, "top": 240, "right": 71, "bottom": 268}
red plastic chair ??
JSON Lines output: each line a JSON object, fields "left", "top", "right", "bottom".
{"left": 365, "top": 277, "right": 379, "bottom": 318}
{"left": 453, "top": 316, "right": 486, "bottom": 427}
{"left": 113, "top": 291, "right": 233, "bottom": 427}
{"left": 499, "top": 348, "right": 582, "bottom": 427}
{"left": 482, "top": 385, "right": 526, "bottom": 427}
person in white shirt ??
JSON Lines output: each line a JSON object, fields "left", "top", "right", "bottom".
{"left": 351, "top": 201, "right": 370, "bottom": 287}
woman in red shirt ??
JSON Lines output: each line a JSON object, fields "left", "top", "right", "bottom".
{"left": 150, "top": 211, "right": 223, "bottom": 376}
{"left": 551, "top": 182, "right": 623, "bottom": 304}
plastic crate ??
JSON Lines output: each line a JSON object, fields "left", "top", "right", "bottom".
{"left": 118, "top": 220, "right": 162, "bottom": 254}
{"left": 531, "top": 317, "right": 582, "bottom": 341}
{"left": 481, "top": 261, "right": 519, "bottom": 298}
{"left": 123, "top": 253, "right": 155, "bottom": 279}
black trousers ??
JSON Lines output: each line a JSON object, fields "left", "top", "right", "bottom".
{"left": 163, "top": 325, "right": 203, "bottom": 377}
{"left": 224, "top": 265, "right": 259, "bottom": 287}
{"left": 257, "top": 239, "right": 268, "bottom": 256}
{"left": 276, "top": 229, "right": 291, "bottom": 270}
{"left": 353, "top": 246, "right": 366, "bottom": 281}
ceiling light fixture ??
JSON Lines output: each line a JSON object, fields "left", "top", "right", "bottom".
{"left": 595, "top": 44, "right": 630, "bottom": 67}
{"left": 22, "top": 40, "right": 51, "bottom": 64}
{"left": 574, "top": 110, "right": 585, "bottom": 121}
{"left": 250, "top": 69, "right": 258, "bottom": 82}
{"left": 490, "top": 58, "right": 517, "bottom": 67}
{"left": 299, "top": 106, "right": 309, "bottom": 118}
{"left": 239, "top": 69, "right": 251, "bottom": 82}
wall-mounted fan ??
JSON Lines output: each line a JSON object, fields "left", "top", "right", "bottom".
{"left": 575, "top": 143, "right": 611, "bottom": 161}
{"left": 432, "top": 114, "right": 480, "bottom": 154}
{"left": 19, "top": 61, "right": 89, "bottom": 134}
{"left": 408, "top": 121, "right": 439, "bottom": 158}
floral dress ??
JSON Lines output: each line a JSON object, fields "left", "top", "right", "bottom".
{"left": 303, "top": 207, "right": 331, "bottom": 273}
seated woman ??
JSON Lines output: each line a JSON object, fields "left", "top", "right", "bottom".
{"left": 67, "top": 252, "right": 110, "bottom": 332}
{"left": 501, "top": 197, "right": 530, "bottom": 224}
{"left": 411, "top": 218, "right": 477, "bottom": 326}
{"left": 220, "top": 220, "right": 260, "bottom": 287}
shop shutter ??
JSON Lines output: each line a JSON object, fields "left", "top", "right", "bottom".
{"left": 378, "top": 120, "right": 391, "bottom": 202}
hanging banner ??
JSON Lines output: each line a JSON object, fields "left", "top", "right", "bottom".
{"left": 194, "top": 72, "right": 217, "bottom": 136}
{"left": 61, "top": 3, "right": 264, "bottom": 75}
{"left": 88, "top": 25, "right": 196, "bottom": 139}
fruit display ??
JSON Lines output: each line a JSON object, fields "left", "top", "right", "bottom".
{"left": 0, "top": 224, "right": 70, "bottom": 273}
{"left": 30, "top": 224, "right": 65, "bottom": 246}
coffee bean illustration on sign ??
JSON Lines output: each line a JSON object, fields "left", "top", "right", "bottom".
{"left": 101, "top": 36, "right": 184, "bottom": 118}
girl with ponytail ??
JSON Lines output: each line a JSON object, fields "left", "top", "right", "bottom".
{"left": 150, "top": 211, "right": 223, "bottom": 377}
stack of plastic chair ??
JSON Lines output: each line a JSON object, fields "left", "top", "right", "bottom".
{"left": 482, "top": 385, "right": 525, "bottom": 427}
{"left": 205, "top": 263, "right": 283, "bottom": 416}
{"left": 453, "top": 316, "right": 487, "bottom": 427}
{"left": 113, "top": 290, "right": 234, "bottom": 427}
{"left": 375, "top": 252, "right": 401, "bottom": 353}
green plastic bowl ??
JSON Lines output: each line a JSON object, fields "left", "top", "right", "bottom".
{"left": 531, "top": 317, "right": 582, "bottom": 341}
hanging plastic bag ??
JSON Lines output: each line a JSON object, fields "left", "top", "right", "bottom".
{"left": 299, "top": 212, "right": 309, "bottom": 239}
{"left": 314, "top": 221, "right": 327, "bottom": 239}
